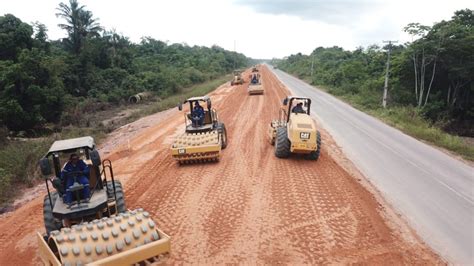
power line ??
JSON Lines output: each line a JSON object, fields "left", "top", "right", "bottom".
{"left": 382, "top": 40, "right": 398, "bottom": 108}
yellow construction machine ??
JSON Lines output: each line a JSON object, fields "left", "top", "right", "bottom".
{"left": 230, "top": 71, "right": 244, "bottom": 86}
{"left": 37, "top": 136, "right": 170, "bottom": 265}
{"left": 249, "top": 65, "right": 259, "bottom": 78}
{"left": 268, "top": 97, "right": 321, "bottom": 160}
{"left": 171, "top": 96, "right": 227, "bottom": 164}
{"left": 248, "top": 72, "right": 263, "bottom": 95}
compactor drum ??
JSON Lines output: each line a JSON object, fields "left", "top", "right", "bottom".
{"left": 38, "top": 136, "right": 170, "bottom": 265}
{"left": 268, "top": 97, "right": 322, "bottom": 160}
{"left": 171, "top": 96, "right": 228, "bottom": 164}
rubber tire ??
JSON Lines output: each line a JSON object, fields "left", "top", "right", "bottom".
{"left": 218, "top": 123, "right": 228, "bottom": 149}
{"left": 305, "top": 131, "right": 322, "bottom": 160}
{"left": 275, "top": 127, "right": 291, "bottom": 158}
{"left": 107, "top": 181, "right": 127, "bottom": 214}
{"left": 43, "top": 192, "right": 62, "bottom": 235}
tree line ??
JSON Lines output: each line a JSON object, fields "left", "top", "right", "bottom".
{"left": 274, "top": 9, "right": 473, "bottom": 136}
{"left": 0, "top": 0, "right": 249, "bottom": 134}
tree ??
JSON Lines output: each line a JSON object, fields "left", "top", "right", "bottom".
{"left": 32, "top": 22, "right": 50, "bottom": 52}
{"left": 438, "top": 9, "right": 474, "bottom": 109}
{"left": 56, "top": 0, "right": 102, "bottom": 54}
{"left": 0, "top": 14, "right": 33, "bottom": 61}
{"left": 403, "top": 23, "right": 439, "bottom": 107}
{"left": 0, "top": 8, "right": 250, "bottom": 133}
{"left": 277, "top": 9, "right": 473, "bottom": 136}
{"left": 0, "top": 48, "right": 65, "bottom": 131}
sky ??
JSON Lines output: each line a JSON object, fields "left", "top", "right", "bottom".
{"left": 1, "top": 0, "right": 472, "bottom": 58}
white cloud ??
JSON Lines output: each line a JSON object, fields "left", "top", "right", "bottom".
{"left": 1, "top": 0, "right": 472, "bottom": 58}
{"left": 234, "top": 0, "right": 380, "bottom": 25}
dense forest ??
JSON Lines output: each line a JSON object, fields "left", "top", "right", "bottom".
{"left": 0, "top": 0, "right": 249, "bottom": 135}
{"left": 0, "top": 0, "right": 249, "bottom": 205}
{"left": 274, "top": 9, "right": 473, "bottom": 137}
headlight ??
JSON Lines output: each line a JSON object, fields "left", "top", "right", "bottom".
{"left": 300, "top": 132, "right": 310, "bottom": 140}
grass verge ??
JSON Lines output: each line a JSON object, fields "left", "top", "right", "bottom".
{"left": 316, "top": 85, "right": 474, "bottom": 161}
{"left": 368, "top": 107, "right": 474, "bottom": 161}
{"left": 0, "top": 127, "right": 107, "bottom": 206}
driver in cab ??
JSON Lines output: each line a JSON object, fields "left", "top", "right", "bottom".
{"left": 61, "top": 153, "right": 90, "bottom": 204}
{"left": 191, "top": 102, "right": 205, "bottom": 127}
{"left": 292, "top": 102, "right": 306, "bottom": 114}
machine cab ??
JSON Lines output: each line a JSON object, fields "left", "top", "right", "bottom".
{"left": 39, "top": 137, "right": 102, "bottom": 189}
{"left": 39, "top": 136, "right": 118, "bottom": 220}
{"left": 282, "top": 96, "right": 311, "bottom": 121}
{"left": 178, "top": 96, "right": 218, "bottom": 133}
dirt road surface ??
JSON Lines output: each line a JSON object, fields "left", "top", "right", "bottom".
{"left": 0, "top": 66, "right": 441, "bottom": 264}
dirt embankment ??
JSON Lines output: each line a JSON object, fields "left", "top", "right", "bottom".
{"left": 0, "top": 66, "right": 441, "bottom": 265}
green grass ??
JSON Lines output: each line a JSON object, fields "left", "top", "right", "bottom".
{"left": 369, "top": 107, "right": 474, "bottom": 161}
{"left": 313, "top": 85, "right": 474, "bottom": 161}
{"left": 0, "top": 75, "right": 230, "bottom": 207}
{"left": 0, "top": 139, "right": 50, "bottom": 204}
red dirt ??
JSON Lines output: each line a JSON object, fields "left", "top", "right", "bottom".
{"left": 0, "top": 66, "right": 442, "bottom": 264}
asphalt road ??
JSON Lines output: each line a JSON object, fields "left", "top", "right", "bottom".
{"left": 269, "top": 66, "right": 474, "bottom": 264}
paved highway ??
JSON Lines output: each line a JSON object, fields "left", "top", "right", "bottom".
{"left": 269, "top": 66, "right": 474, "bottom": 264}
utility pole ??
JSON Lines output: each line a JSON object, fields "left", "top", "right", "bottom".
{"left": 382, "top": 40, "right": 398, "bottom": 108}
{"left": 310, "top": 54, "right": 314, "bottom": 77}
{"left": 233, "top": 40, "right": 236, "bottom": 70}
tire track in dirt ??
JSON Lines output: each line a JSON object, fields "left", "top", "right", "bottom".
{"left": 0, "top": 66, "right": 441, "bottom": 265}
{"left": 201, "top": 68, "right": 290, "bottom": 263}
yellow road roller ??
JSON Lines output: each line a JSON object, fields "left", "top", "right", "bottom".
{"left": 37, "top": 136, "right": 170, "bottom": 265}
{"left": 171, "top": 96, "right": 227, "bottom": 164}
{"left": 268, "top": 96, "right": 321, "bottom": 160}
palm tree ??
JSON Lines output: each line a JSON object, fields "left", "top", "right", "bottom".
{"left": 56, "top": 0, "right": 101, "bottom": 54}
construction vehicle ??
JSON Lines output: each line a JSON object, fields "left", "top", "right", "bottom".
{"left": 37, "top": 136, "right": 170, "bottom": 265}
{"left": 171, "top": 96, "right": 227, "bottom": 163}
{"left": 248, "top": 72, "right": 264, "bottom": 95}
{"left": 268, "top": 96, "right": 321, "bottom": 160}
{"left": 230, "top": 71, "right": 244, "bottom": 86}
{"left": 248, "top": 66, "right": 259, "bottom": 79}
